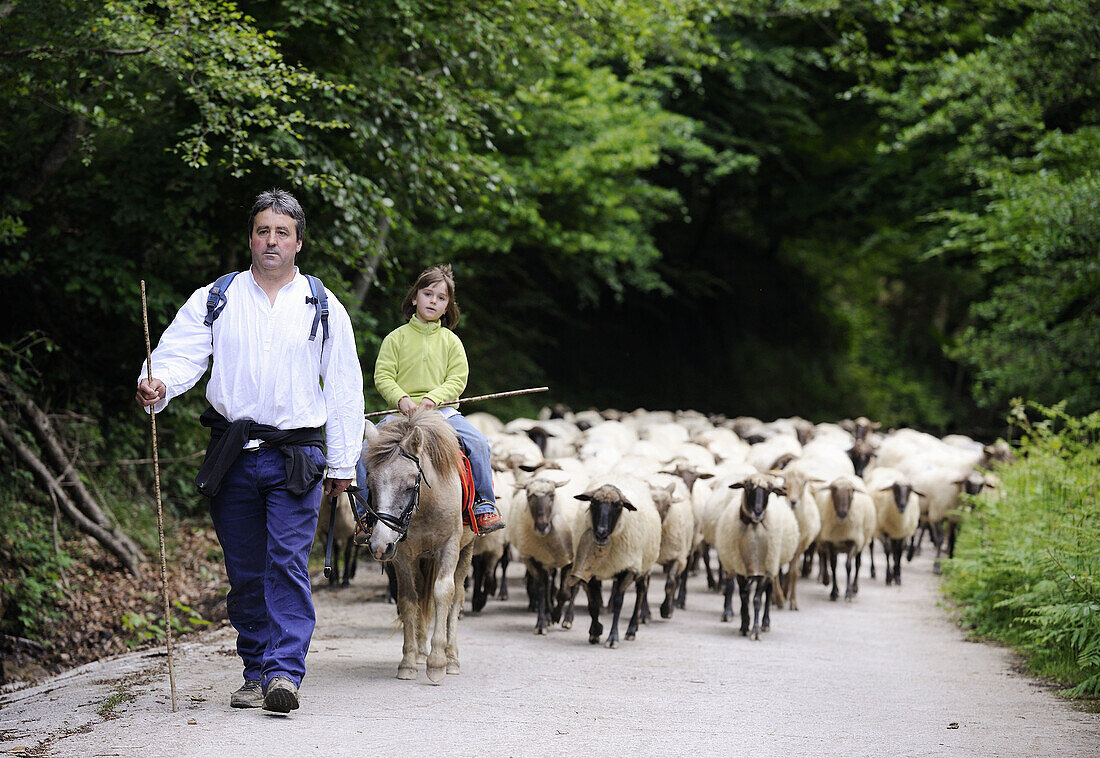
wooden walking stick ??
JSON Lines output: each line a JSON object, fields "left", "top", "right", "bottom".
{"left": 140, "top": 280, "right": 178, "bottom": 713}
{"left": 364, "top": 386, "right": 550, "bottom": 418}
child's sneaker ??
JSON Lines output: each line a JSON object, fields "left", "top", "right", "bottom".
{"left": 473, "top": 499, "right": 505, "bottom": 534}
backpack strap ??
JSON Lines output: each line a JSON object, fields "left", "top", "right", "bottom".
{"left": 203, "top": 271, "right": 240, "bottom": 327}
{"left": 304, "top": 274, "right": 329, "bottom": 342}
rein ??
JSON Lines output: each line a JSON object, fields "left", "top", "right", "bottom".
{"left": 352, "top": 448, "right": 432, "bottom": 543}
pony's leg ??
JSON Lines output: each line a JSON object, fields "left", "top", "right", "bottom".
{"left": 416, "top": 558, "right": 432, "bottom": 663}
{"left": 446, "top": 540, "right": 474, "bottom": 675}
{"left": 427, "top": 542, "right": 461, "bottom": 683}
{"left": 392, "top": 559, "right": 419, "bottom": 680}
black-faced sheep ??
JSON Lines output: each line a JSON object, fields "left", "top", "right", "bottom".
{"left": 713, "top": 473, "right": 800, "bottom": 639}
{"left": 866, "top": 467, "right": 922, "bottom": 586}
{"left": 568, "top": 477, "right": 662, "bottom": 648}
{"left": 814, "top": 475, "right": 876, "bottom": 601}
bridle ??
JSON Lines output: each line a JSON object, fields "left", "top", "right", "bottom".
{"left": 350, "top": 448, "right": 431, "bottom": 543}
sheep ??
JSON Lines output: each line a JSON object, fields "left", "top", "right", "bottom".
{"left": 490, "top": 432, "right": 544, "bottom": 472}
{"left": 814, "top": 475, "right": 876, "bottom": 601}
{"left": 314, "top": 492, "right": 359, "bottom": 587}
{"left": 568, "top": 476, "right": 662, "bottom": 648}
{"left": 865, "top": 467, "right": 922, "bottom": 586}
{"left": 577, "top": 420, "right": 638, "bottom": 471}
{"left": 694, "top": 462, "right": 758, "bottom": 591}
{"left": 693, "top": 426, "right": 751, "bottom": 464}
{"left": 910, "top": 465, "right": 992, "bottom": 573}
{"left": 771, "top": 468, "right": 821, "bottom": 610}
{"left": 465, "top": 411, "right": 505, "bottom": 437}
{"left": 469, "top": 469, "right": 516, "bottom": 612}
{"left": 510, "top": 467, "right": 583, "bottom": 634}
{"left": 525, "top": 418, "right": 582, "bottom": 460}
{"left": 748, "top": 433, "right": 803, "bottom": 472}
{"left": 713, "top": 473, "right": 800, "bottom": 639}
{"left": 840, "top": 416, "right": 882, "bottom": 443}
{"left": 647, "top": 474, "right": 694, "bottom": 619}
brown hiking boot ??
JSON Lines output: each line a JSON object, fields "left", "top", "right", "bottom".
{"left": 262, "top": 675, "right": 300, "bottom": 713}
{"left": 230, "top": 679, "right": 263, "bottom": 708}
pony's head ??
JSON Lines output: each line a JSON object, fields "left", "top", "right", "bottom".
{"left": 362, "top": 410, "right": 464, "bottom": 560}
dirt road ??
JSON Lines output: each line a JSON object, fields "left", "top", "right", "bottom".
{"left": 2, "top": 550, "right": 1098, "bottom": 757}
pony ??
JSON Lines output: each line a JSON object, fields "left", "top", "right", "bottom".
{"left": 360, "top": 409, "right": 475, "bottom": 683}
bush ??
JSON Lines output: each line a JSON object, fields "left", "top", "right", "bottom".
{"left": 943, "top": 400, "right": 1100, "bottom": 698}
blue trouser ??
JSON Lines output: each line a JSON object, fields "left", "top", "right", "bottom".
{"left": 355, "top": 412, "right": 496, "bottom": 518}
{"left": 208, "top": 446, "right": 325, "bottom": 689}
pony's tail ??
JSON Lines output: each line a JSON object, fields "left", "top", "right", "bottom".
{"left": 417, "top": 554, "right": 438, "bottom": 624}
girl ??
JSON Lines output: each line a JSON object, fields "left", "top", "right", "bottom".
{"left": 370, "top": 263, "right": 504, "bottom": 534}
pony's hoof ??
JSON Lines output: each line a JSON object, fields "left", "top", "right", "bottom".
{"left": 426, "top": 665, "right": 446, "bottom": 684}
{"left": 417, "top": 653, "right": 428, "bottom": 664}
{"left": 446, "top": 661, "right": 460, "bottom": 675}
{"left": 397, "top": 667, "right": 417, "bottom": 681}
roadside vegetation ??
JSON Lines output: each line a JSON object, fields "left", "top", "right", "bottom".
{"left": 944, "top": 402, "right": 1100, "bottom": 699}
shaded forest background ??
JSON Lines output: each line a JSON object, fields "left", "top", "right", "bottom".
{"left": 1, "top": 0, "right": 1098, "bottom": 659}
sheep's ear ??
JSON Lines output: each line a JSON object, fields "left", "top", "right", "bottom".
{"left": 952, "top": 478, "right": 967, "bottom": 486}
{"left": 912, "top": 489, "right": 926, "bottom": 498}
{"left": 554, "top": 479, "right": 570, "bottom": 489}
{"left": 575, "top": 492, "right": 593, "bottom": 502}
{"left": 770, "top": 484, "right": 788, "bottom": 497}
{"left": 729, "top": 481, "right": 747, "bottom": 490}
{"left": 664, "top": 482, "right": 677, "bottom": 494}
{"left": 698, "top": 472, "right": 714, "bottom": 480}
{"left": 621, "top": 498, "right": 637, "bottom": 511}
{"left": 871, "top": 421, "right": 882, "bottom": 430}
{"left": 518, "top": 464, "right": 539, "bottom": 473}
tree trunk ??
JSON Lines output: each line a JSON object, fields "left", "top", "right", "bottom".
{"left": 352, "top": 216, "right": 391, "bottom": 306}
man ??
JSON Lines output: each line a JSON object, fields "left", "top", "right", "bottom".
{"left": 136, "top": 189, "right": 364, "bottom": 713}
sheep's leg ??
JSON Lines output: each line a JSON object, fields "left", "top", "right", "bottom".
{"left": 470, "top": 554, "right": 488, "bottom": 613}
{"left": 640, "top": 584, "right": 651, "bottom": 625}
{"left": 946, "top": 520, "right": 959, "bottom": 560}
{"left": 496, "top": 545, "right": 510, "bottom": 600}
{"left": 722, "top": 575, "right": 737, "bottom": 622}
{"left": 851, "top": 549, "right": 862, "bottom": 597}
{"left": 525, "top": 568, "right": 538, "bottom": 611}
{"left": 675, "top": 563, "right": 689, "bottom": 609}
{"left": 625, "top": 574, "right": 648, "bottom": 641}
{"left": 800, "top": 543, "right": 815, "bottom": 579}
{"left": 527, "top": 560, "right": 550, "bottom": 635}
{"left": 557, "top": 569, "right": 580, "bottom": 630}
{"left": 867, "top": 539, "right": 876, "bottom": 579}
{"left": 661, "top": 564, "right": 679, "bottom": 619}
{"left": 771, "top": 568, "right": 788, "bottom": 609}
{"left": 890, "top": 538, "right": 903, "bottom": 585}
{"left": 784, "top": 558, "right": 800, "bottom": 611}
{"left": 828, "top": 546, "right": 840, "bottom": 601}
{"left": 738, "top": 575, "right": 751, "bottom": 636}
{"left": 606, "top": 571, "right": 631, "bottom": 648}
{"left": 549, "top": 568, "right": 565, "bottom": 625}
{"left": 843, "top": 550, "right": 855, "bottom": 601}
{"left": 703, "top": 543, "right": 717, "bottom": 589}
{"left": 751, "top": 577, "right": 764, "bottom": 640}
{"left": 760, "top": 576, "right": 772, "bottom": 634}
{"left": 340, "top": 539, "right": 356, "bottom": 587}
{"left": 819, "top": 545, "right": 831, "bottom": 585}
{"left": 586, "top": 578, "right": 603, "bottom": 644}
{"left": 930, "top": 520, "right": 945, "bottom": 574}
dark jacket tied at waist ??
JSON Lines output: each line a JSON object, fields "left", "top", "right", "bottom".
{"left": 195, "top": 407, "right": 326, "bottom": 498}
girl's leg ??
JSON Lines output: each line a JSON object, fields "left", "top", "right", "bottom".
{"left": 446, "top": 413, "right": 496, "bottom": 510}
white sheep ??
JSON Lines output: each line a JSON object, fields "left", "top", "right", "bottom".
{"left": 469, "top": 469, "right": 515, "bottom": 611}
{"left": 748, "top": 433, "right": 803, "bottom": 472}
{"left": 865, "top": 467, "right": 922, "bottom": 586}
{"left": 910, "top": 465, "right": 991, "bottom": 573}
{"left": 568, "top": 475, "right": 662, "bottom": 648}
{"left": 770, "top": 467, "right": 821, "bottom": 610}
{"left": 510, "top": 467, "right": 583, "bottom": 634}
{"left": 713, "top": 473, "right": 800, "bottom": 639}
{"left": 814, "top": 475, "right": 876, "bottom": 601}
{"left": 693, "top": 426, "right": 751, "bottom": 464}
{"left": 489, "top": 432, "right": 544, "bottom": 472}
{"left": 647, "top": 473, "right": 694, "bottom": 620}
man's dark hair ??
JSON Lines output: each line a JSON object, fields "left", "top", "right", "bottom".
{"left": 248, "top": 188, "right": 306, "bottom": 242}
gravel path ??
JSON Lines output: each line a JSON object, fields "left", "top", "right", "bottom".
{"left": 2, "top": 549, "right": 1098, "bottom": 757}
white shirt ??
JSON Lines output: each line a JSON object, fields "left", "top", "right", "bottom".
{"left": 139, "top": 268, "right": 365, "bottom": 479}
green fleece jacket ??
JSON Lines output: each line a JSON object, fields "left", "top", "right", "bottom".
{"left": 374, "top": 316, "right": 469, "bottom": 408}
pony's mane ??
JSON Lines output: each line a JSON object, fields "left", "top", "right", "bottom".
{"left": 367, "top": 409, "right": 464, "bottom": 478}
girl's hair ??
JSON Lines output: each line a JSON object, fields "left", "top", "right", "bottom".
{"left": 401, "top": 263, "right": 461, "bottom": 329}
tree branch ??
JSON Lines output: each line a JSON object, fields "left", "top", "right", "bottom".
{"left": 0, "top": 415, "right": 143, "bottom": 575}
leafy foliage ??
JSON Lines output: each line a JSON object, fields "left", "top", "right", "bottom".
{"left": 943, "top": 401, "right": 1100, "bottom": 697}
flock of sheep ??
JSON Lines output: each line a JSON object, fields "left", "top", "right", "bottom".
{"left": 319, "top": 408, "right": 1009, "bottom": 647}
